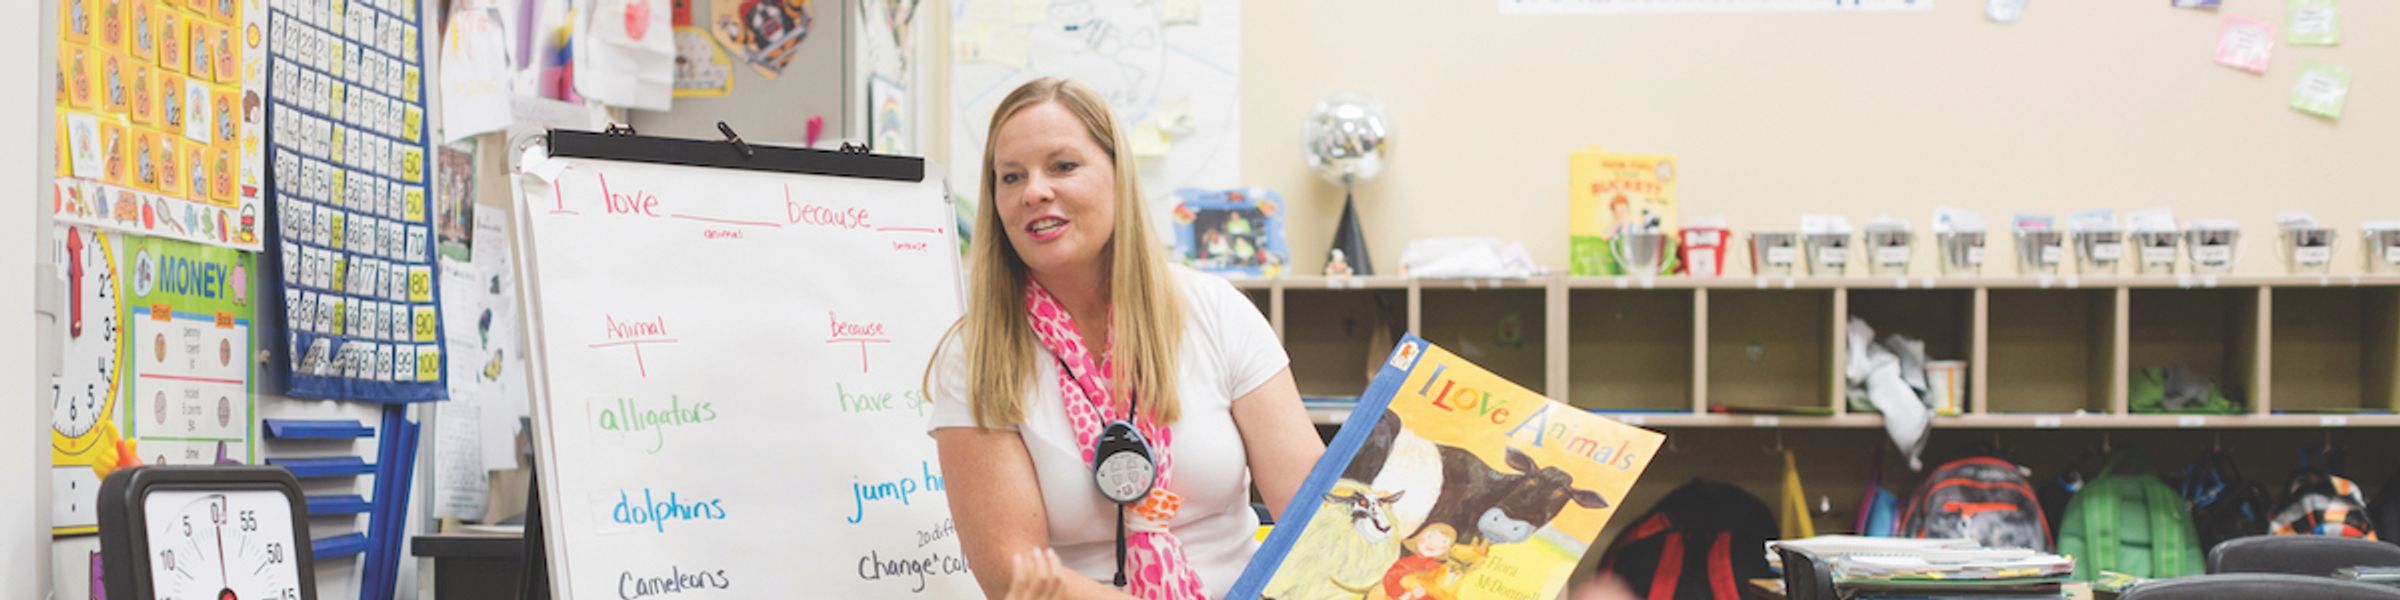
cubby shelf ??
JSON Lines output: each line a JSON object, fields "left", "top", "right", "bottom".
{"left": 1228, "top": 275, "right": 2400, "bottom": 428}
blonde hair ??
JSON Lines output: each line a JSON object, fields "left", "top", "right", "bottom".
{"left": 928, "top": 78, "right": 1185, "bottom": 429}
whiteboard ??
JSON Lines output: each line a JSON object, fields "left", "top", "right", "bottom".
{"left": 511, "top": 145, "right": 975, "bottom": 599}
{"left": 948, "top": 0, "right": 1241, "bottom": 238}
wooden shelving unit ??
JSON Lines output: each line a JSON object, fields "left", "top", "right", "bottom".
{"left": 1234, "top": 274, "right": 2400, "bottom": 428}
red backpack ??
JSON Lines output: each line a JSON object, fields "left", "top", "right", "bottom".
{"left": 1898, "top": 456, "right": 2054, "bottom": 551}
{"left": 1599, "top": 480, "right": 1779, "bottom": 600}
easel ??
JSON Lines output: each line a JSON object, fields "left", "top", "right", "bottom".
{"left": 509, "top": 124, "right": 926, "bottom": 599}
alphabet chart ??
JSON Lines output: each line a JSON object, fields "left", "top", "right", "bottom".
{"left": 50, "top": 0, "right": 268, "bottom": 251}
{"left": 512, "top": 146, "right": 976, "bottom": 599}
{"left": 263, "top": 0, "right": 445, "bottom": 401}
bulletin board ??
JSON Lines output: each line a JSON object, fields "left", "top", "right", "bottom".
{"left": 628, "top": 0, "right": 851, "bottom": 145}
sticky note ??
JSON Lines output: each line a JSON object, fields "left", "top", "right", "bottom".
{"left": 2290, "top": 61, "right": 2349, "bottom": 119}
{"left": 1009, "top": 0, "right": 1049, "bottom": 25}
{"left": 955, "top": 25, "right": 1030, "bottom": 68}
{"left": 2287, "top": 0, "right": 2336, "bottom": 46}
{"left": 1163, "top": 0, "right": 1202, "bottom": 25}
{"left": 1131, "top": 123, "right": 1171, "bottom": 159}
{"left": 2214, "top": 14, "right": 2274, "bottom": 74}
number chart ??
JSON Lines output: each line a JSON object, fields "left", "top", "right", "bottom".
{"left": 262, "top": 0, "right": 443, "bottom": 401}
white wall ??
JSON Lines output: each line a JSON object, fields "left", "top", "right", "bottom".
{"left": 9, "top": 1, "right": 55, "bottom": 597}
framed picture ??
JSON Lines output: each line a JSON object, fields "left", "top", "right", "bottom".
{"left": 1169, "top": 187, "right": 1287, "bottom": 278}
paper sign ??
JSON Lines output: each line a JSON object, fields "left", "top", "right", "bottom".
{"left": 439, "top": 5, "right": 515, "bottom": 142}
{"left": 2214, "top": 14, "right": 2275, "bottom": 74}
{"left": 2291, "top": 61, "right": 2350, "bottom": 119}
{"left": 2287, "top": 0, "right": 2337, "bottom": 46}
{"left": 671, "top": 27, "right": 733, "bottom": 98}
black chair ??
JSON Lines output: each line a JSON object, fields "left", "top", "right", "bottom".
{"left": 2209, "top": 535, "right": 2400, "bottom": 577}
{"left": 1775, "top": 547, "right": 1836, "bottom": 600}
{"left": 2123, "top": 573, "right": 2400, "bottom": 600}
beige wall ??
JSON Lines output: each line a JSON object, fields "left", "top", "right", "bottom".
{"left": 1236, "top": 0, "right": 2397, "bottom": 276}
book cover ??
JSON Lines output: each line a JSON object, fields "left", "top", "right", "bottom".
{"left": 1569, "top": 149, "right": 1680, "bottom": 276}
{"left": 1229, "top": 335, "right": 1666, "bottom": 600}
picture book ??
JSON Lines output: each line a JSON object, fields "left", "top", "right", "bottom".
{"left": 1569, "top": 148, "right": 1680, "bottom": 276}
{"left": 1229, "top": 335, "right": 1666, "bottom": 600}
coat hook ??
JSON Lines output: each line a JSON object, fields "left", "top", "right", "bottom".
{"left": 2101, "top": 431, "right": 2112, "bottom": 453}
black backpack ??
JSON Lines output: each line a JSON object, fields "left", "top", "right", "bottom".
{"left": 2172, "top": 449, "right": 2274, "bottom": 553}
{"left": 2372, "top": 470, "right": 2400, "bottom": 544}
{"left": 1899, "top": 456, "right": 2053, "bottom": 551}
{"left": 1599, "top": 479, "right": 1779, "bottom": 600}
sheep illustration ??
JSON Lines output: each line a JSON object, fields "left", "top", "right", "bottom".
{"left": 1262, "top": 479, "right": 1406, "bottom": 600}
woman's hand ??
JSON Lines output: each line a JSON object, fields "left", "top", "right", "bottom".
{"left": 1003, "top": 548, "right": 1065, "bottom": 600}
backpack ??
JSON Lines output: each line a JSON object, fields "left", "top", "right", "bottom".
{"left": 2270, "top": 468, "right": 2379, "bottom": 540}
{"left": 2057, "top": 451, "right": 2205, "bottom": 581}
{"left": 1599, "top": 479, "right": 1779, "bottom": 600}
{"left": 1898, "top": 456, "right": 2052, "bottom": 551}
{"left": 2171, "top": 450, "right": 2274, "bottom": 553}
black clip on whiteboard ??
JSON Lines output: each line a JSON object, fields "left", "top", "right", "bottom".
{"left": 544, "top": 127, "right": 925, "bottom": 183}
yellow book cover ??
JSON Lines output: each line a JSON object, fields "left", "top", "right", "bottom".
{"left": 1232, "top": 335, "right": 1665, "bottom": 600}
{"left": 1569, "top": 149, "right": 1679, "bottom": 276}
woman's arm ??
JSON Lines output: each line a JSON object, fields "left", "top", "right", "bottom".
{"left": 932, "top": 427, "right": 1139, "bottom": 600}
{"left": 1229, "top": 368, "right": 1325, "bottom": 520}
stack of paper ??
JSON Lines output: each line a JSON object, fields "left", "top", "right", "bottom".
{"left": 1768, "top": 536, "right": 2075, "bottom": 599}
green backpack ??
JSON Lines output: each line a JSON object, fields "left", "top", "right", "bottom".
{"left": 2058, "top": 451, "right": 2205, "bottom": 581}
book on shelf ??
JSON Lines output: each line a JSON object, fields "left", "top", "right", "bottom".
{"left": 1229, "top": 334, "right": 1665, "bottom": 600}
{"left": 1570, "top": 147, "right": 1680, "bottom": 276}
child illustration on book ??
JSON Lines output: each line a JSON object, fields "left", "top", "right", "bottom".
{"left": 1381, "top": 523, "right": 1466, "bottom": 600}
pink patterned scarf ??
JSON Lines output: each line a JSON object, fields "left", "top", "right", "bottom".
{"left": 1024, "top": 279, "right": 1207, "bottom": 599}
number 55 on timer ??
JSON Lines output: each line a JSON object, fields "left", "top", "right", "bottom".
{"left": 98, "top": 466, "right": 318, "bottom": 600}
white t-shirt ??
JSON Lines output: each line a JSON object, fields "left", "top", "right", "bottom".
{"left": 926, "top": 266, "right": 1288, "bottom": 598}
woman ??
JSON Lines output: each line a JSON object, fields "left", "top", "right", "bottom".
{"left": 924, "top": 78, "right": 1325, "bottom": 599}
